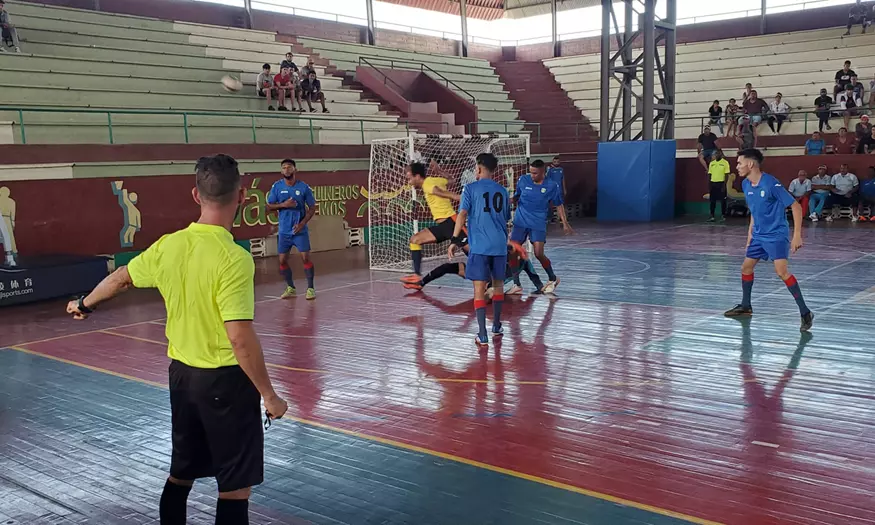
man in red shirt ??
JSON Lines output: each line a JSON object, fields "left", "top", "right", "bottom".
{"left": 829, "top": 127, "right": 856, "bottom": 155}
{"left": 273, "top": 66, "right": 294, "bottom": 111}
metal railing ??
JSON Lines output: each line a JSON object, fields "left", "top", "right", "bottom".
{"left": 356, "top": 56, "right": 476, "bottom": 106}
{"left": 357, "top": 56, "right": 412, "bottom": 96}
{"left": 0, "top": 106, "right": 454, "bottom": 145}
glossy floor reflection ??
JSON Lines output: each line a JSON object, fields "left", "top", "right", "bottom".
{"left": 2, "top": 220, "right": 874, "bottom": 525}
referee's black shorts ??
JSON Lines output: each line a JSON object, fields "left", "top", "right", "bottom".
{"left": 168, "top": 360, "right": 263, "bottom": 492}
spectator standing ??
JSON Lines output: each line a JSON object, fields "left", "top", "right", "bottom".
{"left": 273, "top": 66, "right": 295, "bottom": 111}
{"left": 788, "top": 170, "right": 812, "bottom": 214}
{"left": 708, "top": 100, "right": 724, "bottom": 135}
{"left": 0, "top": 0, "right": 21, "bottom": 53}
{"left": 546, "top": 156, "right": 567, "bottom": 198}
{"left": 726, "top": 98, "right": 740, "bottom": 137}
{"left": 858, "top": 166, "right": 875, "bottom": 220}
{"left": 830, "top": 127, "right": 856, "bottom": 154}
{"left": 814, "top": 88, "right": 833, "bottom": 132}
{"left": 845, "top": 0, "right": 871, "bottom": 35}
{"left": 742, "top": 90, "right": 769, "bottom": 135}
{"left": 741, "top": 83, "right": 753, "bottom": 104}
{"left": 809, "top": 165, "right": 832, "bottom": 221}
{"left": 697, "top": 125, "right": 719, "bottom": 170}
{"left": 256, "top": 64, "right": 277, "bottom": 111}
{"left": 829, "top": 163, "right": 860, "bottom": 221}
{"left": 837, "top": 84, "right": 863, "bottom": 129}
{"left": 855, "top": 114, "right": 872, "bottom": 142}
{"left": 736, "top": 115, "right": 756, "bottom": 150}
{"left": 301, "top": 71, "right": 329, "bottom": 113}
{"left": 835, "top": 60, "right": 856, "bottom": 95}
{"left": 280, "top": 52, "right": 298, "bottom": 73}
{"left": 805, "top": 131, "right": 826, "bottom": 155}
{"left": 707, "top": 149, "right": 731, "bottom": 222}
{"left": 767, "top": 93, "right": 791, "bottom": 134}
{"left": 857, "top": 125, "right": 875, "bottom": 154}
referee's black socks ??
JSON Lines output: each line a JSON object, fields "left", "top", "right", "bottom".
{"left": 159, "top": 479, "right": 192, "bottom": 525}
{"left": 216, "top": 498, "right": 249, "bottom": 525}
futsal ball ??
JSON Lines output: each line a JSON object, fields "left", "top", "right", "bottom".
{"left": 221, "top": 75, "right": 243, "bottom": 93}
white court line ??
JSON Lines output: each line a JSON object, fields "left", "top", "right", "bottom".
{"left": 752, "top": 441, "right": 780, "bottom": 449}
{"left": 254, "top": 278, "right": 396, "bottom": 304}
{"left": 562, "top": 223, "right": 701, "bottom": 248}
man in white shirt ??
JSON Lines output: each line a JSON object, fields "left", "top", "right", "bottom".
{"left": 767, "top": 93, "right": 791, "bottom": 134}
{"left": 829, "top": 163, "right": 860, "bottom": 221}
{"left": 808, "top": 165, "right": 832, "bottom": 221}
{"left": 788, "top": 170, "right": 812, "bottom": 214}
{"left": 837, "top": 85, "right": 864, "bottom": 129}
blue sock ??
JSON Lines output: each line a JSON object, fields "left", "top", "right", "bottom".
{"left": 411, "top": 247, "right": 423, "bottom": 274}
{"left": 280, "top": 263, "right": 295, "bottom": 288}
{"left": 492, "top": 294, "right": 504, "bottom": 330}
{"left": 783, "top": 275, "right": 810, "bottom": 316}
{"left": 304, "top": 262, "right": 315, "bottom": 289}
{"left": 742, "top": 273, "right": 753, "bottom": 308}
{"left": 474, "top": 299, "right": 487, "bottom": 339}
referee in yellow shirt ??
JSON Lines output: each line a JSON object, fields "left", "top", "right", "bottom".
{"left": 66, "top": 154, "right": 288, "bottom": 525}
{"left": 707, "top": 149, "right": 731, "bottom": 222}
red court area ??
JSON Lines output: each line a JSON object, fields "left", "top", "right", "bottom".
{"left": 3, "top": 222, "right": 875, "bottom": 525}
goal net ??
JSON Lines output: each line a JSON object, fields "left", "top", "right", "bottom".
{"left": 368, "top": 134, "right": 530, "bottom": 272}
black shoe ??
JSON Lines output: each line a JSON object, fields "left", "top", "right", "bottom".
{"left": 267, "top": 105, "right": 275, "bottom": 111}
{"left": 278, "top": 106, "right": 288, "bottom": 111}
{"left": 309, "top": 108, "right": 317, "bottom": 113}
{"left": 800, "top": 311, "right": 814, "bottom": 332}
{"left": 724, "top": 304, "right": 753, "bottom": 317}
{"left": 323, "top": 108, "right": 330, "bottom": 113}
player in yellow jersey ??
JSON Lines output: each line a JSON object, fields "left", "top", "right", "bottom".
{"left": 401, "top": 161, "right": 462, "bottom": 283}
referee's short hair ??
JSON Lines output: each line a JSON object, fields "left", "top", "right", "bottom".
{"left": 476, "top": 153, "right": 498, "bottom": 173}
{"left": 738, "top": 148, "right": 764, "bottom": 165}
{"left": 530, "top": 159, "right": 546, "bottom": 169}
{"left": 195, "top": 154, "right": 241, "bottom": 205}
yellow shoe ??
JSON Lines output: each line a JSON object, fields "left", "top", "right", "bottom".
{"left": 306, "top": 288, "right": 316, "bottom": 300}
{"left": 281, "top": 286, "right": 296, "bottom": 299}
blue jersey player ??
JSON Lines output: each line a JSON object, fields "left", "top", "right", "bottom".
{"left": 724, "top": 149, "right": 813, "bottom": 331}
{"left": 546, "top": 155, "right": 567, "bottom": 199}
{"left": 510, "top": 159, "right": 573, "bottom": 293}
{"left": 449, "top": 153, "right": 509, "bottom": 348}
{"left": 266, "top": 159, "right": 318, "bottom": 300}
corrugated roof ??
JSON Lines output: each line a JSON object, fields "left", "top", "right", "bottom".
{"left": 380, "top": 0, "right": 600, "bottom": 21}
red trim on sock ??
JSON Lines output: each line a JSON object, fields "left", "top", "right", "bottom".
{"left": 783, "top": 275, "right": 798, "bottom": 287}
{"left": 742, "top": 273, "right": 754, "bottom": 282}
{"left": 542, "top": 258, "right": 552, "bottom": 269}
{"left": 303, "top": 262, "right": 314, "bottom": 269}
{"left": 493, "top": 294, "right": 504, "bottom": 302}
{"left": 279, "top": 263, "right": 289, "bottom": 271}
{"left": 474, "top": 299, "right": 488, "bottom": 309}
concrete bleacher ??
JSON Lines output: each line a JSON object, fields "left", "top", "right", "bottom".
{"left": 544, "top": 25, "right": 875, "bottom": 143}
{"left": 295, "top": 36, "right": 525, "bottom": 133}
{"left": 0, "top": 2, "right": 411, "bottom": 145}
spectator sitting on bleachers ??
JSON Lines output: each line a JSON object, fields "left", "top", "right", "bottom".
{"left": 291, "top": 69, "right": 305, "bottom": 112}
{"left": 281, "top": 52, "right": 298, "bottom": 73}
{"left": 835, "top": 60, "right": 856, "bottom": 95}
{"left": 809, "top": 165, "right": 832, "bottom": 221}
{"left": 849, "top": 75, "right": 865, "bottom": 100}
{"left": 273, "top": 66, "right": 295, "bottom": 111}
{"left": 256, "top": 64, "right": 278, "bottom": 111}
{"left": 301, "top": 59, "right": 317, "bottom": 79}
{"left": 857, "top": 125, "right": 875, "bottom": 154}
{"left": 869, "top": 74, "right": 875, "bottom": 108}
{"left": 726, "top": 98, "right": 740, "bottom": 137}
{"left": 736, "top": 115, "right": 755, "bottom": 150}
{"left": 697, "top": 125, "right": 719, "bottom": 170}
{"left": 767, "top": 93, "right": 791, "bottom": 134}
{"left": 828, "top": 163, "right": 860, "bottom": 222}
{"left": 837, "top": 84, "right": 863, "bottom": 129}
{"left": 741, "top": 83, "right": 753, "bottom": 104}
{"left": 858, "top": 166, "right": 875, "bottom": 220}
{"left": 0, "top": 0, "right": 21, "bottom": 53}
{"left": 788, "top": 170, "right": 812, "bottom": 214}
{"left": 845, "top": 0, "right": 872, "bottom": 35}
{"left": 301, "top": 71, "right": 329, "bottom": 113}
{"left": 814, "top": 88, "right": 833, "bottom": 132}
{"left": 855, "top": 114, "right": 872, "bottom": 141}
{"left": 805, "top": 131, "right": 825, "bottom": 155}
{"left": 829, "top": 127, "right": 856, "bottom": 154}
{"left": 742, "top": 90, "right": 769, "bottom": 136}
{"left": 708, "top": 100, "right": 724, "bottom": 135}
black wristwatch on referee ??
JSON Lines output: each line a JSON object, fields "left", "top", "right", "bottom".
{"left": 77, "top": 295, "right": 94, "bottom": 314}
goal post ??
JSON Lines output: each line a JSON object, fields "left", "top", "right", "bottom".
{"left": 367, "top": 133, "right": 530, "bottom": 272}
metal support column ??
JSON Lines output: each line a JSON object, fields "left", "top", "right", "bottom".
{"left": 365, "top": 0, "right": 376, "bottom": 45}
{"left": 663, "top": 0, "right": 676, "bottom": 139}
{"left": 599, "top": 0, "right": 611, "bottom": 142}
{"left": 760, "top": 0, "right": 767, "bottom": 34}
{"left": 459, "top": 0, "right": 469, "bottom": 57}
{"left": 551, "top": 0, "right": 559, "bottom": 58}
{"left": 243, "top": 0, "right": 252, "bottom": 29}
{"left": 622, "top": 0, "right": 633, "bottom": 141}
{"left": 641, "top": 0, "right": 655, "bottom": 140}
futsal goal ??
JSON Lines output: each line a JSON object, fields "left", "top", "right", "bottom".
{"left": 367, "top": 134, "right": 530, "bottom": 272}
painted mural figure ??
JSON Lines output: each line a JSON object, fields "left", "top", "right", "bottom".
{"left": 111, "top": 181, "right": 141, "bottom": 248}
{"left": 0, "top": 186, "right": 16, "bottom": 267}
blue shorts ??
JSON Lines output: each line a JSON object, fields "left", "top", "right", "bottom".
{"left": 466, "top": 253, "right": 507, "bottom": 282}
{"left": 510, "top": 225, "right": 547, "bottom": 244}
{"left": 745, "top": 238, "right": 789, "bottom": 261}
{"left": 278, "top": 232, "right": 311, "bottom": 254}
